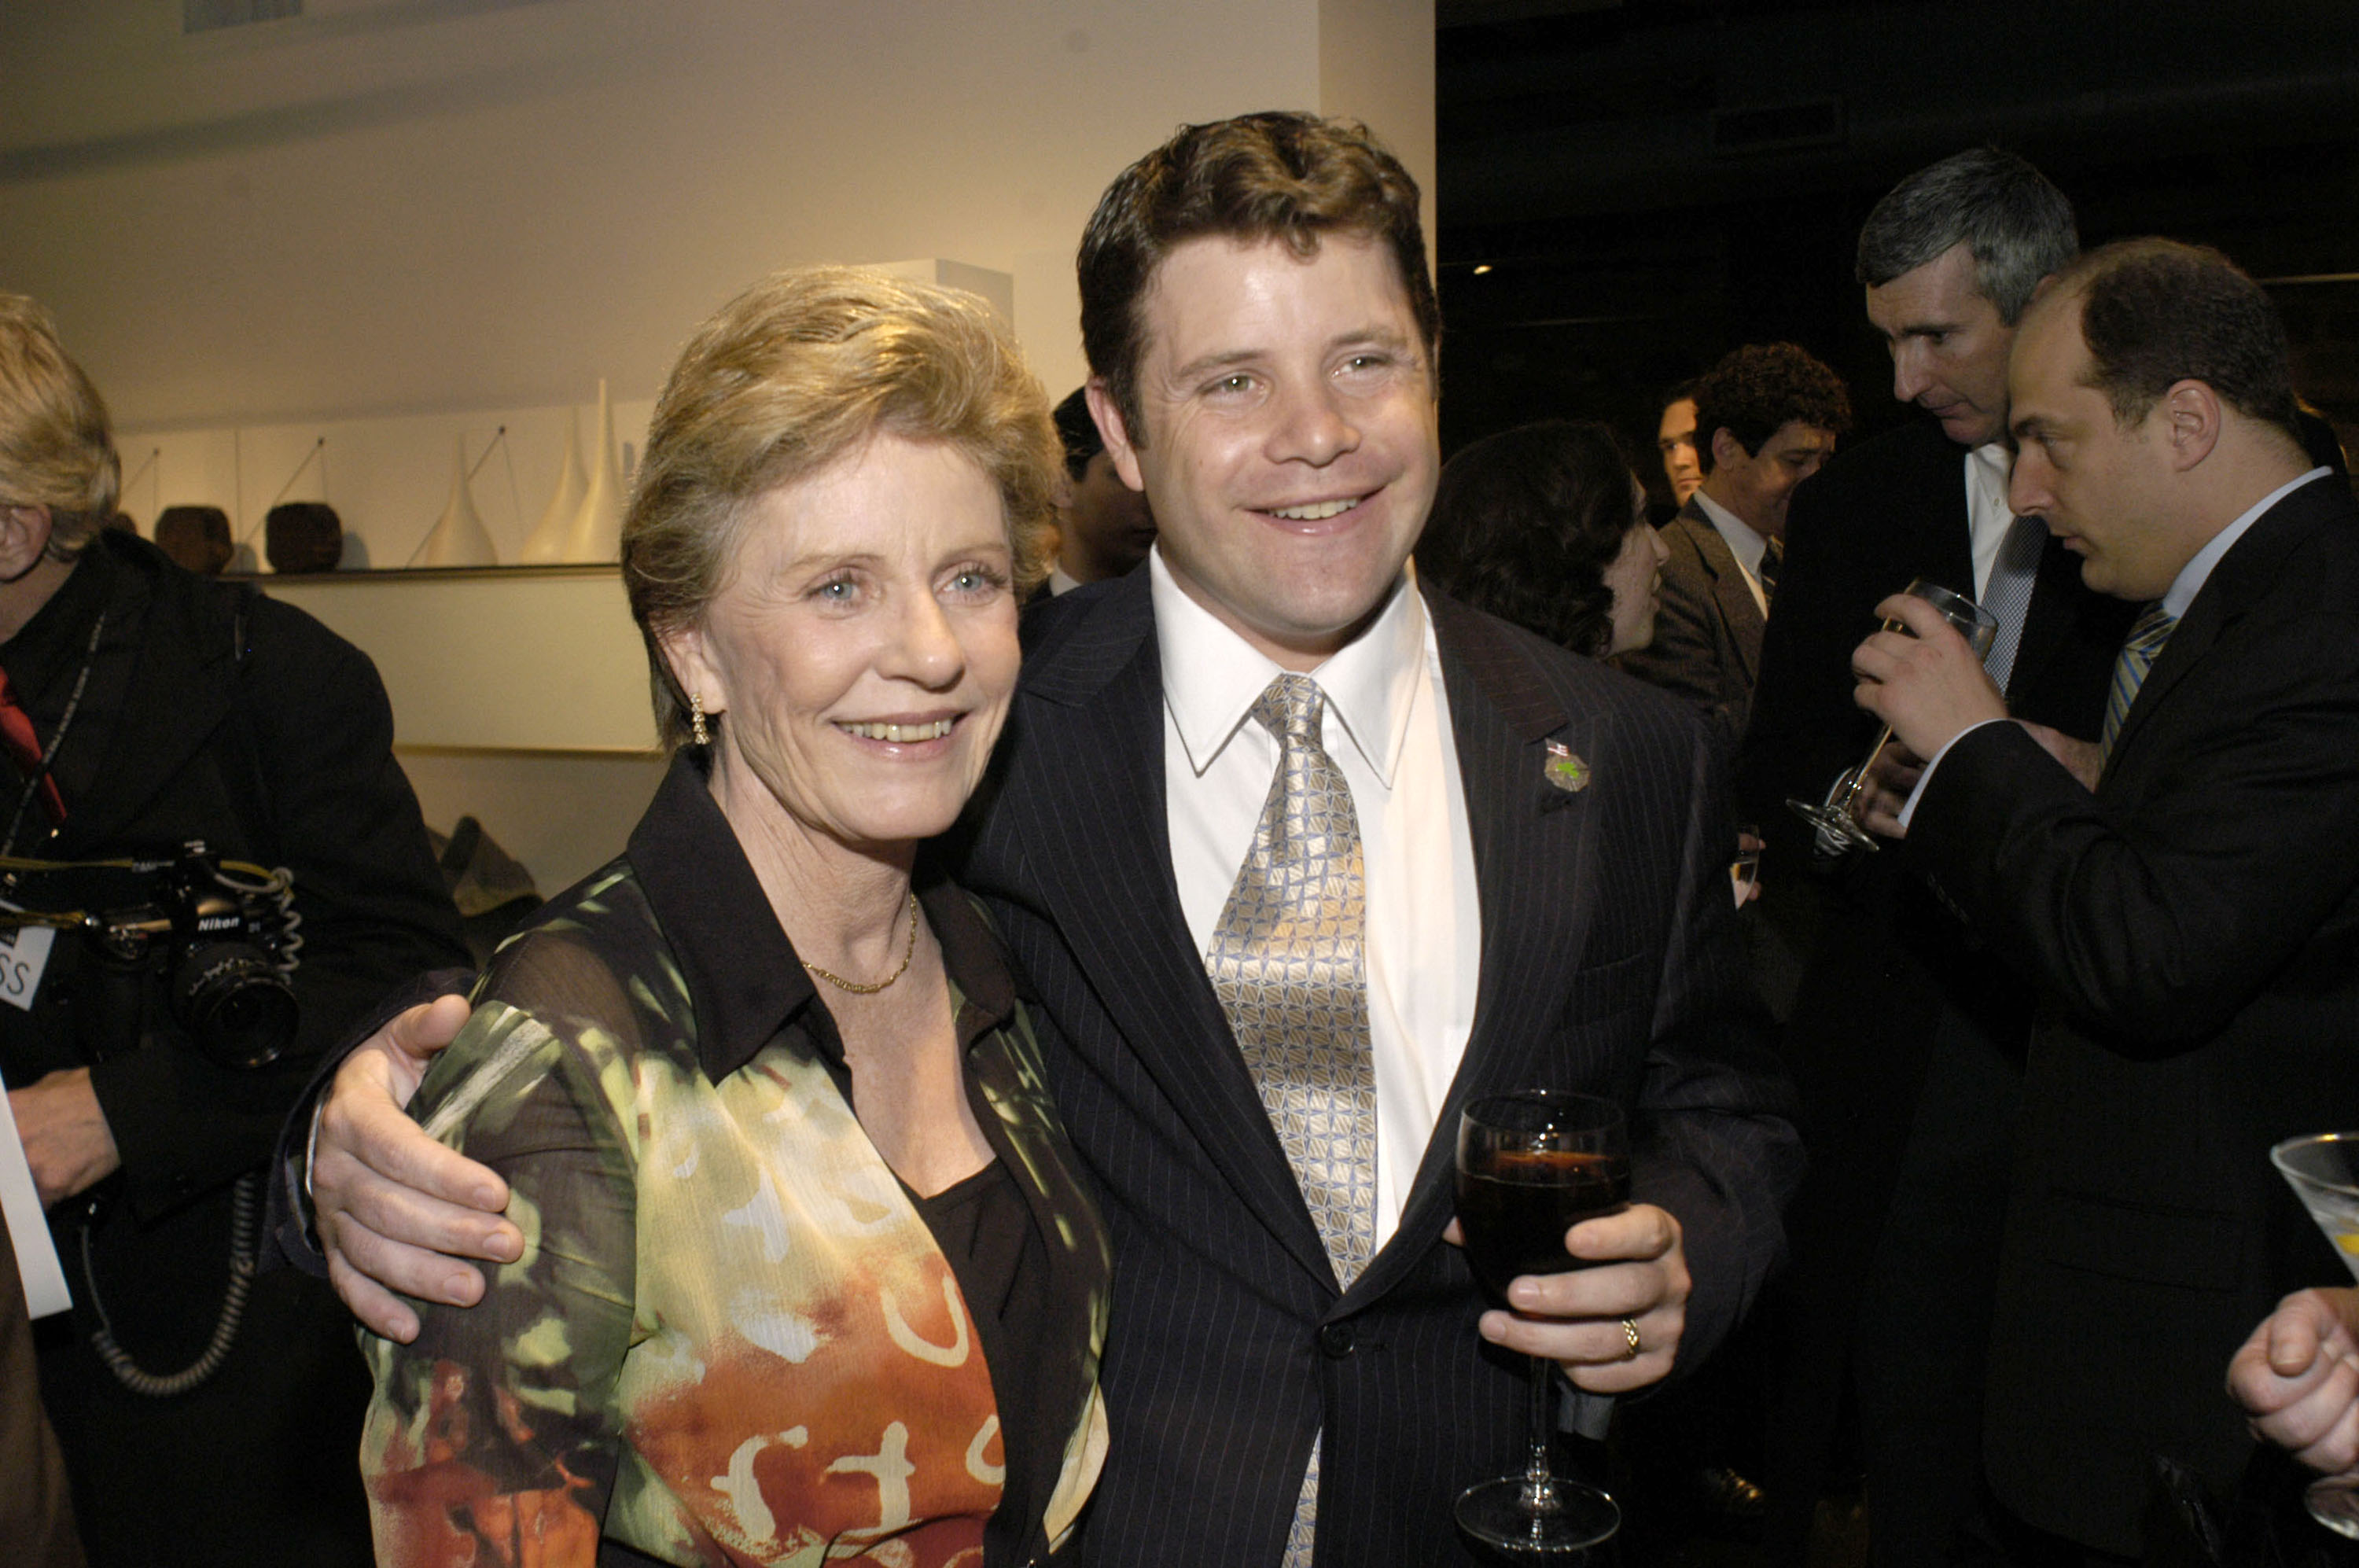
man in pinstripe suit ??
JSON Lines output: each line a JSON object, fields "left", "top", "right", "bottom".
{"left": 964, "top": 112, "right": 1798, "bottom": 1566}
{"left": 293, "top": 114, "right": 1801, "bottom": 1566}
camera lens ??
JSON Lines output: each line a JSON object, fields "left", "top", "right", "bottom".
{"left": 172, "top": 943, "right": 298, "bottom": 1070}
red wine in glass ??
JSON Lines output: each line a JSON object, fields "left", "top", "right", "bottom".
{"left": 1456, "top": 1150, "right": 1632, "bottom": 1301}
{"left": 1453, "top": 1091, "right": 1629, "bottom": 1555}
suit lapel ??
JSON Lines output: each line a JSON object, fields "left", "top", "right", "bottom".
{"left": 1676, "top": 505, "right": 1765, "bottom": 686}
{"left": 1012, "top": 574, "right": 1337, "bottom": 1285}
{"left": 1344, "top": 591, "right": 1597, "bottom": 1309}
{"left": 2105, "top": 480, "right": 2340, "bottom": 775}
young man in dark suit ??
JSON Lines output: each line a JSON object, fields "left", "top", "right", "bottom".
{"left": 1854, "top": 237, "right": 2359, "bottom": 1560}
{"left": 293, "top": 115, "right": 1801, "bottom": 1566}
{"left": 1617, "top": 340, "right": 1849, "bottom": 749}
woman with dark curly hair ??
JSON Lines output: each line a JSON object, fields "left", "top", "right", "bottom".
{"left": 1417, "top": 419, "right": 1668, "bottom": 658}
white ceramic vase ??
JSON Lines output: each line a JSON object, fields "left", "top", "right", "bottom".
{"left": 519, "top": 409, "right": 585, "bottom": 564}
{"left": 418, "top": 435, "right": 498, "bottom": 568}
{"left": 565, "top": 379, "right": 625, "bottom": 563}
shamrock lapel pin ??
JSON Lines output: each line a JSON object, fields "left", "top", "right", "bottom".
{"left": 1544, "top": 740, "right": 1591, "bottom": 794}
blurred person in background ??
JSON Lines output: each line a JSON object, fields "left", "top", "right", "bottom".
{"left": 1418, "top": 418, "right": 1668, "bottom": 659}
{"left": 1657, "top": 383, "right": 1705, "bottom": 508}
{"left": 0, "top": 292, "right": 466, "bottom": 1567}
{"left": 1619, "top": 342, "right": 1849, "bottom": 749}
{"left": 1043, "top": 384, "right": 1155, "bottom": 593}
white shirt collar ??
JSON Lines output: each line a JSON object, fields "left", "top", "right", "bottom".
{"left": 1150, "top": 543, "right": 1426, "bottom": 788}
{"left": 1690, "top": 489, "right": 1768, "bottom": 581}
{"left": 1047, "top": 563, "right": 1084, "bottom": 596}
{"left": 2161, "top": 467, "right": 2331, "bottom": 618}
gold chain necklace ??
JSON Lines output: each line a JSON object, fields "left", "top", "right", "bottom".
{"left": 801, "top": 891, "right": 920, "bottom": 995}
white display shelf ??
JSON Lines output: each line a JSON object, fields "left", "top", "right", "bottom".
{"left": 259, "top": 565, "right": 658, "bottom": 754}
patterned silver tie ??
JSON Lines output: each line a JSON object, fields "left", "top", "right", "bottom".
{"left": 1207, "top": 672, "right": 1379, "bottom": 1286}
{"left": 1978, "top": 512, "right": 2047, "bottom": 694}
{"left": 1204, "top": 672, "right": 1378, "bottom": 1568}
{"left": 2100, "top": 602, "right": 2177, "bottom": 761}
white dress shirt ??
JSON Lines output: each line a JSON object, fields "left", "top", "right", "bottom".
{"left": 1691, "top": 491, "right": 1770, "bottom": 617}
{"left": 1897, "top": 466, "right": 2335, "bottom": 826}
{"left": 1964, "top": 443, "right": 2018, "bottom": 600}
{"left": 1153, "top": 547, "right": 1481, "bottom": 1250}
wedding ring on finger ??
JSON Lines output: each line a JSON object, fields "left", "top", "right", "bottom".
{"left": 1620, "top": 1317, "right": 1642, "bottom": 1361}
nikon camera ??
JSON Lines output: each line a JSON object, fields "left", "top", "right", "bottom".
{"left": 8, "top": 843, "right": 303, "bottom": 1073}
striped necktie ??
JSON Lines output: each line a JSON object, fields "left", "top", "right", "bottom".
{"left": 1978, "top": 513, "right": 2046, "bottom": 694}
{"left": 2100, "top": 603, "right": 2177, "bottom": 760}
{"left": 1757, "top": 535, "right": 1784, "bottom": 607}
{"left": 1203, "top": 672, "right": 1377, "bottom": 1568}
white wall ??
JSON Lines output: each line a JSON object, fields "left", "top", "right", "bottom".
{"left": 0, "top": 0, "right": 1433, "bottom": 892}
{"left": 0, "top": 0, "right": 1442, "bottom": 426}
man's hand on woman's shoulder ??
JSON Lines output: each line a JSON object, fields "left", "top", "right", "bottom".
{"left": 312, "top": 994, "right": 518, "bottom": 1342}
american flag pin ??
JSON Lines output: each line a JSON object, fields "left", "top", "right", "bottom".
{"left": 1544, "top": 741, "right": 1590, "bottom": 793}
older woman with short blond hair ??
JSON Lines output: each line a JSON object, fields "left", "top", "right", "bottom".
{"left": 359, "top": 268, "right": 1110, "bottom": 1568}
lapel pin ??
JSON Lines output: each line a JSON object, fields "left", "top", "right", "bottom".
{"left": 1544, "top": 741, "right": 1590, "bottom": 794}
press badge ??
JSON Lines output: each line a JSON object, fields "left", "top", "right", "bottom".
{"left": 0, "top": 900, "right": 57, "bottom": 1011}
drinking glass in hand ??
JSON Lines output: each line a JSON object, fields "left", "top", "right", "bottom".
{"left": 1454, "top": 1091, "right": 1631, "bottom": 1555}
{"left": 2271, "top": 1132, "right": 2359, "bottom": 1539}
{"left": 1787, "top": 577, "right": 2000, "bottom": 855}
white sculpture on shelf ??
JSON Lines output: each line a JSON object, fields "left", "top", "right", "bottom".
{"left": 418, "top": 434, "right": 499, "bottom": 568}
{"left": 565, "top": 379, "right": 625, "bottom": 563}
{"left": 519, "top": 407, "right": 585, "bottom": 565}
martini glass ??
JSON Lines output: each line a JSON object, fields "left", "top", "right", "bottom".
{"left": 1787, "top": 578, "right": 1999, "bottom": 855}
{"left": 2271, "top": 1133, "right": 2359, "bottom": 1540}
{"left": 1454, "top": 1091, "right": 1628, "bottom": 1555}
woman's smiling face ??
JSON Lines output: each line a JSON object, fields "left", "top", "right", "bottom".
{"left": 665, "top": 432, "right": 1021, "bottom": 852}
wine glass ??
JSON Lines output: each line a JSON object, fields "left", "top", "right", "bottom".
{"left": 1786, "top": 578, "right": 2000, "bottom": 855}
{"left": 1455, "top": 1091, "right": 1630, "bottom": 1555}
{"left": 2270, "top": 1132, "right": 2359, "bottom": 1539}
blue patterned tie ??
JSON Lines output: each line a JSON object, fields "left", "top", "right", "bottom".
{"left": 2101, "top": 603, "right": 2177, "bottom": 760}
{"left": 1205, "top": 672, "right": 1376, "bottom": 1568}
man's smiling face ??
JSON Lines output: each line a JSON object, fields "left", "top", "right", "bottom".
{"left": 1091, "top": 231, "right": 1440, "bottom": 671}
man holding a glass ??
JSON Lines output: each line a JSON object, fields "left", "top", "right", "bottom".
{"left": 1853, "top": 237, "right": 2359, "bottom": 1561}
{"left": 287, "top": 114, "right": 1803, "bottom": 1566}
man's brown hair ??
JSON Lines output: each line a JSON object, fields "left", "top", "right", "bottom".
{"left": 1690, "top": 342, "right": 1852, "bottom": 475}
{"left": 1076, "top": 112, "right": 1438, "bottom": 444}
{"left": 2062, "top": 237, "right": 2301, "bottom": 441}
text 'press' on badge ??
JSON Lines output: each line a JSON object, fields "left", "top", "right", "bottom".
{"left": 0, "top": 900, "right": 56, "bottom": 1012}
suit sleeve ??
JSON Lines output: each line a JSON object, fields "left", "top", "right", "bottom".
{"left": 1627, "top": 714, "right": 1804, "bottom": 1365}
{"left": 90, "top": 598, "right": 469, "bottom": 1220}
{"left": 1908, "top": 601, "right": 2359, "bottom": 1049}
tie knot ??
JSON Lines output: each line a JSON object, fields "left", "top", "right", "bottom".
{"left": 2129, "top": 603, "right": 2177, "bottom": 653}
{"left": 1252, "top": 672, "right": 1327, "bottom": 746}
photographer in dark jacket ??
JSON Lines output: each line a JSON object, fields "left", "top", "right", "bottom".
{"left": 0, "top": 294, "right": 468, "bottom": 1566}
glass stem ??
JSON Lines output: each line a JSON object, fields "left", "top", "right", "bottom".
{"left": 1838, "top": 721, "right": 1897, "bottom": 815}
{"left": 1519, "top": 1353, "right": 1562, "bottom": 1518}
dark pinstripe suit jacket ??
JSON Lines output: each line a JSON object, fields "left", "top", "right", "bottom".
{"left": 957, "top": 569, "right": 1801, "bottom": 1566}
